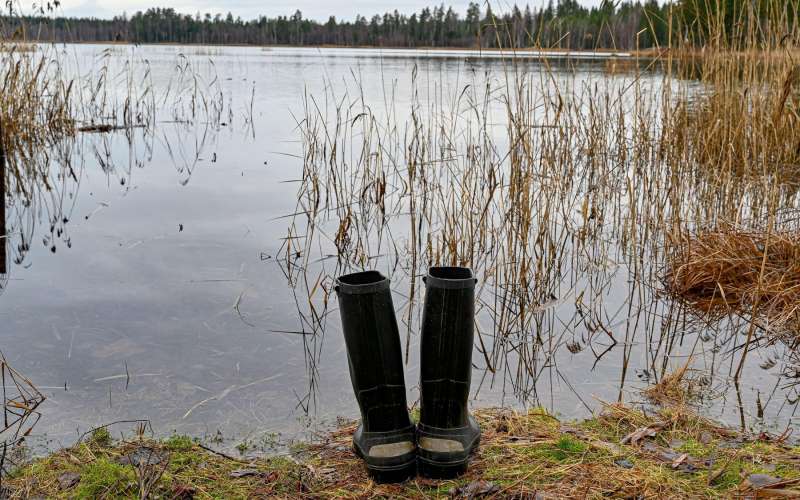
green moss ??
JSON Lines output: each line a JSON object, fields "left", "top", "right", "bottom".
{"left": 675, "top": 438, "right": 714, "bottom": 457}
{"left": 164, "top": 434, "right": 194, "bottom": 452}
{"left": 523, "top": 435, "right": 589, "bottom": 463}
{"left": 709, "top": 461, "right": 745, "bottom": 491}
{"left": 74, "top": 458, "right": 135, "bottom": 499}
{"left": 88, "top": 428, "right": 113, "bottom": 448}
{"left": 555, "top": 435, "right": 588, "bottom": 456}
{"left": 741, "top": 441, "right": 773, "bottom": 456}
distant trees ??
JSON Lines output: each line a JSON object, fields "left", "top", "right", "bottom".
{"left": 2, "top": 2, "right": 680, "bottom": 50}
{"left": 676, "top": 0, "right": 796, "bottom": 47}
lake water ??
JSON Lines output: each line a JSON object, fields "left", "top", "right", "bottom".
{"left": 1, "top": 45, "right": 797, "bottom": 454}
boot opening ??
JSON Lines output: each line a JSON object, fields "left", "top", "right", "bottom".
{"left": 338, "top": 270, "right": 386, "bottom": 285}
{"left": 429, "top": 267, "right": 473, "bottom": 281}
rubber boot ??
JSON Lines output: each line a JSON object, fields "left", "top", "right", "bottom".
{"left": 335, "top": 270, "right": 416, "bottom": 482}
{"left": 417, "top": 267, "right": 481, "bottom": 478}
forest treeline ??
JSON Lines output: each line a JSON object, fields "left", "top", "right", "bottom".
{"left": 1, "top": 0, "right": 794, "bottom": 50}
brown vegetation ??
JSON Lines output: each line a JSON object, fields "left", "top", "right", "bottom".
{"left": 667, "top": 228, "right": 800, "bottom": 339}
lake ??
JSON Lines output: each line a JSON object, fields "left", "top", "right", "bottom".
{"left": 1, "top": 44, "right": 797, "bottom": 455}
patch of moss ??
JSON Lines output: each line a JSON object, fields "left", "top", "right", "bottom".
{"left": 88, "top": 427, "right": 112, "bottom": 448}
{"left": 675, "top": 437, "right": 714, "bottom": 457}
{"left": 164, "top": 434, "right": 194, "bottom": 452}
{"left": 74, "top": 458, "right": 135, "bottom": 499}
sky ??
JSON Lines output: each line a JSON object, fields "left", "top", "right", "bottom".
{"left": 51, "top": 0, "right": 604, "bottom": 22}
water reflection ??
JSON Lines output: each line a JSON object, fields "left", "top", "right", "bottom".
{"left": 0, "top": 46, "right": 797, "bottom": 454}
{"left": 1, "top": 133, "right": 6, "bottom": 280}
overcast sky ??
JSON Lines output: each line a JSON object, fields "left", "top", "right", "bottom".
{"left": 52, "top": 1, "right": 605, "bottom": 22}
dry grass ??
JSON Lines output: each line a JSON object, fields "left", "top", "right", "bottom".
{"left": 642, "top": 360, "right": 702, "bottom": 406}
{"left": 667, "top": 228, "right": 800, "bottom": 338}
{"left": 672, "top": 61, "right": 800, "bottom": 187}
{"left": 3, "top": 400, "right": 799, "bottom": 499}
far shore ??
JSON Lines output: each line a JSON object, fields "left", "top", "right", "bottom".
{"left": 3, "top": 39, "right": 667, "bottom": 58}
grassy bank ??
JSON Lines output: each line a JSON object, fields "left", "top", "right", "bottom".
{"left": 4, "top": 401, "right": 799, "bottom": 499}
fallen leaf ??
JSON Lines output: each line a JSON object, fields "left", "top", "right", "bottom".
{"left": 450, "top": 480, "right": 500, "bottom": 498}
{"left": 744, "top": 474, "right": 782, "bottom": 489}
{"left": 171, "top": 484, "right": 197, "bottom": 499}
{"left": 621, "top": 422, "right": 667, "bottom": 446}
{"left": 58, "top": 472, "right": 80, "bottom": 490}
{"left": 672, "top": 453, "right": 690, "bottom": 469}
{"left": 589, "top": 439, "right": 625, "bottom": 455}
{"left": 708, "top": 467, "right": 727, "bottom": 485}
{"left": 117, "top": 447, "right": 166, "bottom": 467}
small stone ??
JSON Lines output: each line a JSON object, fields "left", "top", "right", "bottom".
{"left": 614, "top": 459, "right": 635, "bottom": 469}
{"left": 744, "top": 474, "right": 782, "bottom": 489}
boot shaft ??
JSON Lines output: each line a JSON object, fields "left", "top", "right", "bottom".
{"left": 336, "top": 271, "right": 410, "bottom": 433}
{"left": 419, "top": 267, "right": 476, "bottom": 429}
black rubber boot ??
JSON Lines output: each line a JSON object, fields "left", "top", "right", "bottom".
{"left": 417, "top": 267, "right": 481, "bottom": 478}
{"left": 335, "top": 270, "right": 416, "bottom": 482}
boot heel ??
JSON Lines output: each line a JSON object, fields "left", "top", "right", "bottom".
{"left": 417, "top": 457, "right": 467, "bottom": 479}
{"left": 366, "top": 460, "right": 417, "bottom": 483}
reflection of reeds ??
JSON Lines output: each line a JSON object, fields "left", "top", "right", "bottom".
{"left": 0, "top": 34, "right": 233, "bottom": 271}
{"left": 1, "top": 119, "right": 6, "bottom": 279}
{"left": 0, "top": 353, "right": 45, "bottom": 487}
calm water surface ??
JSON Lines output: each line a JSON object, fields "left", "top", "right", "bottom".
{"left": 1, "top": 45, "right": 797, "bottom": 453}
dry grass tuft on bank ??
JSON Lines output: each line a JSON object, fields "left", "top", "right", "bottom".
{"left": 667, "top": 228, "right": 800, "bottom": 339}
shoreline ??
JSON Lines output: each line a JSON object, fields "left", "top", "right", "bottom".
{"left": 3, "top": 39, "right": 663, "bottom": 58}
{"left": 4, "top": 401, "right": 799, "bottom": 499}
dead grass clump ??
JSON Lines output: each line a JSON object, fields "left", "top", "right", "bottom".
{"left": 642, "top": 362, "right": 702, "bottom": 407}
{"left": 667, "top": 229, "right": 800, "bottom": 336}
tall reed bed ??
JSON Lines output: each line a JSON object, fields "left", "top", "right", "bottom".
{"left": 284, "top": 0, "right": 800, "bottom": 405}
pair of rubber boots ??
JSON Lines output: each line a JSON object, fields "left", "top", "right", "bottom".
{"left": 335, "top": 267, "right": 480, "bottom": 482}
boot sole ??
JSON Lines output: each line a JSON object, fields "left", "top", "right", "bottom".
{"left": 354, "top": 445, "right": 417, "bottom": 483}
{"left": 365, "top": 459, "right": 417, "bottom": 483}
{"left": 417, "top": 455, "right": 467, "bottom": 479}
